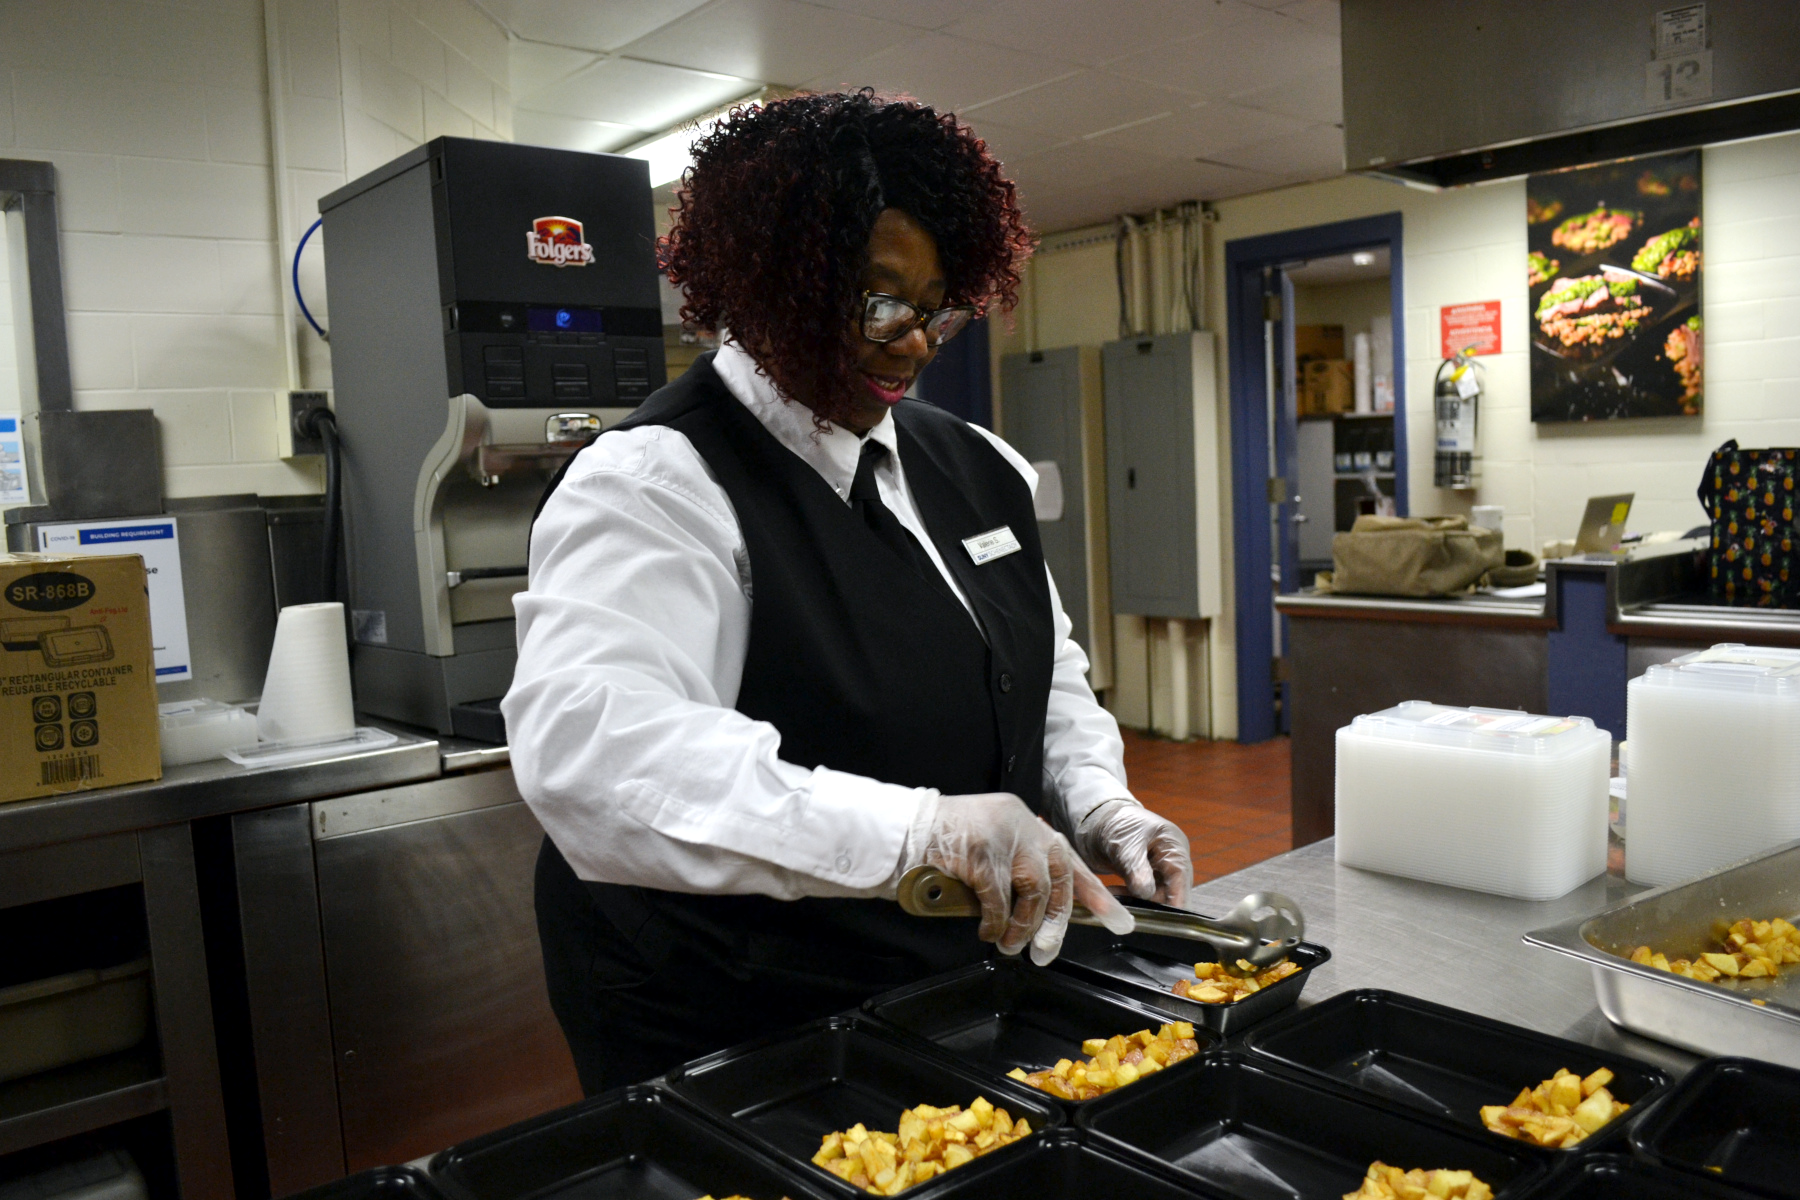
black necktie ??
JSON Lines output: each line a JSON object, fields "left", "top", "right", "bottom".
{"left": 851, "top": 439, "right": 962, "bottom": 608}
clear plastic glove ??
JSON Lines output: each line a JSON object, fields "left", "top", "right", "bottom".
{"left": 1074, "top": 799, "right": 1192, "bottom": 909}
{"left": 907, "top": 793, "right": 1134, "bottom": 966}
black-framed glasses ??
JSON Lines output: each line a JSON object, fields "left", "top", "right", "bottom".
{"left": 860, "top": 292, "right": 977, "bottom": 347}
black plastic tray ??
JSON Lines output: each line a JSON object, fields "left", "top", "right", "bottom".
{"left": 286, "top": 1167, "right": 447, "bottom": 1200}
{"left": 1079, "top": 1052, "right": 1543, "bottom": 1200}
{"left": 912, "top": 1127, "right": 1225, "bottom": 1198}
{"left": 1050, "top": 908, "right": 1330, "bottom": 1036}
{"left": 428, "top": 1085, "right": 829, "bottom": 1200}
{"left": 1630, "top": 1056, "right": 1800, "bottom": 1199}
{"left": 1517, "top": 1154, "right": 1753, "bottom": 1199}
{"left": 666, "top": 1015, "right": 1062, "bottom": 1195}
{"left": 1243, "top": 990, "right": 1671, "bottom": 1151}
{"left": 864, "top": 958, "right": 1216, "bottom": 1105}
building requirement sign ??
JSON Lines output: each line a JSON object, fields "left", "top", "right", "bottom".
{"left": 1440, "top": 301, "right": 1502, "bottom": 359}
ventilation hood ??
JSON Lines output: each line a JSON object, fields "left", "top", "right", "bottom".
{"left": 1342, "top": 0, "right": 1800, "bottom": 187}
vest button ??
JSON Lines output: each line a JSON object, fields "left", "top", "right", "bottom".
{"left": 998, "top": 673, "right": 1014, "bottom": 693}
{"left": 1006, "top": 755, "right": 1017, "bottom": 773}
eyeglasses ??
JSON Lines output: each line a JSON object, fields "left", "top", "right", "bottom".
{"left": 860, "top": 292, "right": 977, "bottom": 347}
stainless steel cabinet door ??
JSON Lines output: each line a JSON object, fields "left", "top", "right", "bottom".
{"left": 312, "top": 778, "right": 580, "bottom": 1169}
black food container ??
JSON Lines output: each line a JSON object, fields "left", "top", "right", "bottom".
{"left": 1520, "top": 1153, "right": 1752, "bottom": 1199}
{"left": 666, "top": 1015, "right": 1061, "bottom": 1195}
{"left": 1051, "top": 903, "right": 1329, "bottom": 1036}
{"left": 1630, "top": 1056, "right": 1800, "bottom": 1199}
{"left": 1079, "top": 1052, "right": 1543, "bottom": 1200}
{"left": 910, "top": 1126, "right": 1227, "bottom": 1199}
{"left": 1243, "top": 989, "right": 1670, "bottom": 1152}
{"left": 285, "top": 1168, "right": 446, "bottom": 1200}
{"left": 429, "top": 1085, "right": 829, "bottom": 1200}
{"left": 865, "top": 958, "right": 1216, "bottom": 1107}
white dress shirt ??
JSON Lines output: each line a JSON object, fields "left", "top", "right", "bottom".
{"left": 505, "top": 339, "right": 1137, "bottom": 900}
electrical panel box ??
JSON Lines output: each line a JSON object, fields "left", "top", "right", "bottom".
{"left": 1102, "top": 331, "right": 1220, "bottom": 619}
{"left": 999, "top": 346, "right": 1111, "bottom": 687}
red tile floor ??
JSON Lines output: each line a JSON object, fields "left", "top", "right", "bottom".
{"left": 1119, "top": 730, "right": 1292, "bottom": 885}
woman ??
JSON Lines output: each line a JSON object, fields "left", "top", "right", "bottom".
{"left": 506, "top": 90, "right": 1192, "bottom": 1094}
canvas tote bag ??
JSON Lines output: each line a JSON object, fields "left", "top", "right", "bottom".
{"left": 1329, "top": 515, "right": 1504, "bottom": 597}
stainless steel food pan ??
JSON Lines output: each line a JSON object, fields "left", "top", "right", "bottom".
{"left": 1524, "top": 838, "right": 1800, "bottom": 1067}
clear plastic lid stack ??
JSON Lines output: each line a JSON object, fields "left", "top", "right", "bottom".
{"left": 1335, "top": 701, "right": 1611, "bottom": 901}
{"left": 1626, "top": 643, "right": 1800, "bottom": 886}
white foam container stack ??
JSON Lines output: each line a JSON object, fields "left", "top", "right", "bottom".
{"left": 1335, "top": 701, "right": 1611, "bottom": 900}
{"left": 1626, "top": 643, "right": 1800, "bottom": 886}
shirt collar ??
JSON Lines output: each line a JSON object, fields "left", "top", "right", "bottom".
{"left": 712, "top": 339, "right": 897, "bottom": 503}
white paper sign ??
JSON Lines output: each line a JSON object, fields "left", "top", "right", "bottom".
{"left": 38, "top": 517, "right": 192, "bottom": 682}
{"left": 1647, "top": 52, "right": 1712, "bottom": 106}
{"left": 0, "top": 413, "right": 27, "bottom": 506}
{"left": 962, "top": 525, "right": 1022, "bottom": 565}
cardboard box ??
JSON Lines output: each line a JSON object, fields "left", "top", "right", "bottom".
{"left": 1302, "top": 358, "right": 1354, "bottom": 416}
{"left": 2, "top": 553, "right": 161, "bottom": 803}
{"left": 1295, "top": 324, "right": 1345, "bottom": 364}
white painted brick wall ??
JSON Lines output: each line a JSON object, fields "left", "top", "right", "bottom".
{"left": 0, "top": 0, "right": 508, "bottom": 503}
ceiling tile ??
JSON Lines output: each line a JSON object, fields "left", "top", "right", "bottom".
{"left": 1231, "top": 62, "right": 1341, "bottom": 123}
{"left": 941, "top": 0, "right": 1252, "bottom": 69}
{"left": 1107, "top": 6, "right": 1337, "bottom": 100}
{"left": 513, "top": 108, "right": 642, "bottom": 153}
{"left": 806, "top": 32, "right": 1077, "bottom": 113}
{"left": 796, "top": 0, "right": 1002, "bottom": 31}
{"left": 523, "top": 57, "right": 754, "bottom": 131}
{"left": 962, "top": 70, "right": 1185, "bottom": 139}
{"left": 1006, "top": 140, "right": 1160, "bottom": 196}
{"left": 962, "top": 117, "right": 1067, "bottom": 167}
{"left": 1090, "top": 100, "right": 1309, "bottom": 159}
{"left": 510, "top": 40, "right": 601, "bottom": 103}
{"left": 485, "top": 0, "right": 713, "bottom": 53}
{"left": 1209, "top": 121, "right": 1344, "bottom": 176}
{"left": 619, "top": 0, "right": 922, "bottom": 85}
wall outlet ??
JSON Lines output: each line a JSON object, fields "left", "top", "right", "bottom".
{"left": 280, "top": 390, "right": 331, "bottom": 458}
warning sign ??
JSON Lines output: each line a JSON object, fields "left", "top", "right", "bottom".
{"left": 1441, "top": 301, "right": 1503, "bottom": 358}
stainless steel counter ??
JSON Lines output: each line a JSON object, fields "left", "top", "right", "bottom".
{"left": 0, "top": 729, "right": 444, "bottom": 854}
{"left": 1190, "top": 838, "right": 1702, "bottom": 1078}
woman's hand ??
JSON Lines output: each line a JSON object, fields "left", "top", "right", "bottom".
{"left": 915, "top": 793, "right": 1134, "bottom": 965}
{"left": 1074, "top": 800, "right": 1193, "bottom": 909}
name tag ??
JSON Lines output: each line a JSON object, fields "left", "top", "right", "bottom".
{"left": 962, "top": 525, "right": 1021, "bottom": 565}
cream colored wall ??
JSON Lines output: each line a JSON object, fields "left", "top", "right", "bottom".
{"left": 1206, "top": 130, "right": 1800, "bottom": 554}
{"left": 0, "top": 0, "right": 509, "bottom": 501}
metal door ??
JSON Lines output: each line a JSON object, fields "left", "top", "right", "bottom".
{"left": 999, "top": 348, "right": 1088, "bottom": 654}
{"left": 1104, "top": 335, "right": 1199, "bottom": 618}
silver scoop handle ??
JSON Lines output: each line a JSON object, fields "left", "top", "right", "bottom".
{"left": 895, "top": 865, "right": 1302, "bottom": 966}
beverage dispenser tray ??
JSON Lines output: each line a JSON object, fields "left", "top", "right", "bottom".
{"left": 1524, "top": 837, "right": 1800, "bottom": 1067}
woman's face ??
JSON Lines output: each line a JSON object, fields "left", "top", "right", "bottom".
{"left": 838, "top": 207, "right": 945, "bottom": 434}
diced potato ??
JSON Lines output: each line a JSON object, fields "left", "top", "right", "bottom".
{"left": 1081, "top": 1038, "right": 1106, "bottom": 1056}
{"left": 1580, "top": 1067, "right": 1613, "bottom": 1097}
{"left": 1482, "top": 1068, "right": 1630, "bottom": 1147}
{"left": 1345, "top": 1161, "right": 1492, "bottom": 1200}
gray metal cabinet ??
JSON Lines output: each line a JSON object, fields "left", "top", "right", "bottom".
{"left": 233, "top": 769, "right": 580, "bottom": 1192}
{"left": 1102, "top": 331, "right": 1220, "bottom": 620}
{"left": 998, "top": 347, "right": 1109, "bottom": 668}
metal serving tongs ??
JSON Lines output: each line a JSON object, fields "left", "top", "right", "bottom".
{"left": 896, "top": 865, "right": 1304, "bottom": 967}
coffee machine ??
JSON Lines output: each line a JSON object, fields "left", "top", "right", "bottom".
{"left": 319, "top": 137, "right": 666, "bottom": 738}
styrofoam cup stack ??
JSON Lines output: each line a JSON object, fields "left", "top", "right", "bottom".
{"left": 1626, "top": 643, "right": 1800, "bottom": 886}
{"left": 255, "top": 602, "right": 355, "bottom": 747}
{"left": 1335, "top": 701, "right": 1610, "bottom": 900}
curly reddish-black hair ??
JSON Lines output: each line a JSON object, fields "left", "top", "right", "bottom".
{"left": 661, "top": 90, "right": 1035, "bottom": 427}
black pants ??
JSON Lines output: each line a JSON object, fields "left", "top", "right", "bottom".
{"left": 534, "top": 838, "right": 988, "bottom": 1095}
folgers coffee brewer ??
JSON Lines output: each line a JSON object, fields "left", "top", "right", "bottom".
{"left": 1, "top": 553, "right": 161, "bottom": 802}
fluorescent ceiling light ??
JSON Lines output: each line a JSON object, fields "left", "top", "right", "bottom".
{"left": 622, "top": 93, "right": 762, "bottom": 187}
{"left": 1352, "top": 251, "right": 1375, "bottom": 267}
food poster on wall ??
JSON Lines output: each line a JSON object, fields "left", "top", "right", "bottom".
{"left": 1528, "top": 149, "right": 1701, "bottom": 422}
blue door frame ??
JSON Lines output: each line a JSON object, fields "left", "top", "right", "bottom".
{"left": 1225, "top": 212, "right": 1407, "bottom": 744}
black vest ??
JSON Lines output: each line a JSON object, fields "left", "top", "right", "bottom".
{"left": 538, "top": 353, "right": 1055, "bottom": 998}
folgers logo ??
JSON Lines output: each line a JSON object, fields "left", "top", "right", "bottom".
{"left": 6, "top": 571, "right": 95, "bottom": 611}
{"left": 526, "top": 216, "right": 593, "bottom": 267}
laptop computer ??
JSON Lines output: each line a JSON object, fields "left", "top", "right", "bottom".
{"left": 1574, "top": 493, "right": 1634, "bottom": 554}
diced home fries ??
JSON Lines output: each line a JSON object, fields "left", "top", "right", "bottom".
{"left": 1628, "top": 917, "right": 1800, "bottom": 983}
{"left": 811, "top": 1096, "right": 1030, "bottom": 1195}
{"left": 1172, "top": 957, "right": 1301, "bottom": 1003}
{"left": 1479, "top": 1067, "right": 1628, "bottom": 1148}
{"left": 1006, "top": 1022, "right": 1200, "bottom": 1100}
{"left": 1345, "top": 1162, "right": 1493, "bottom": 1200}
